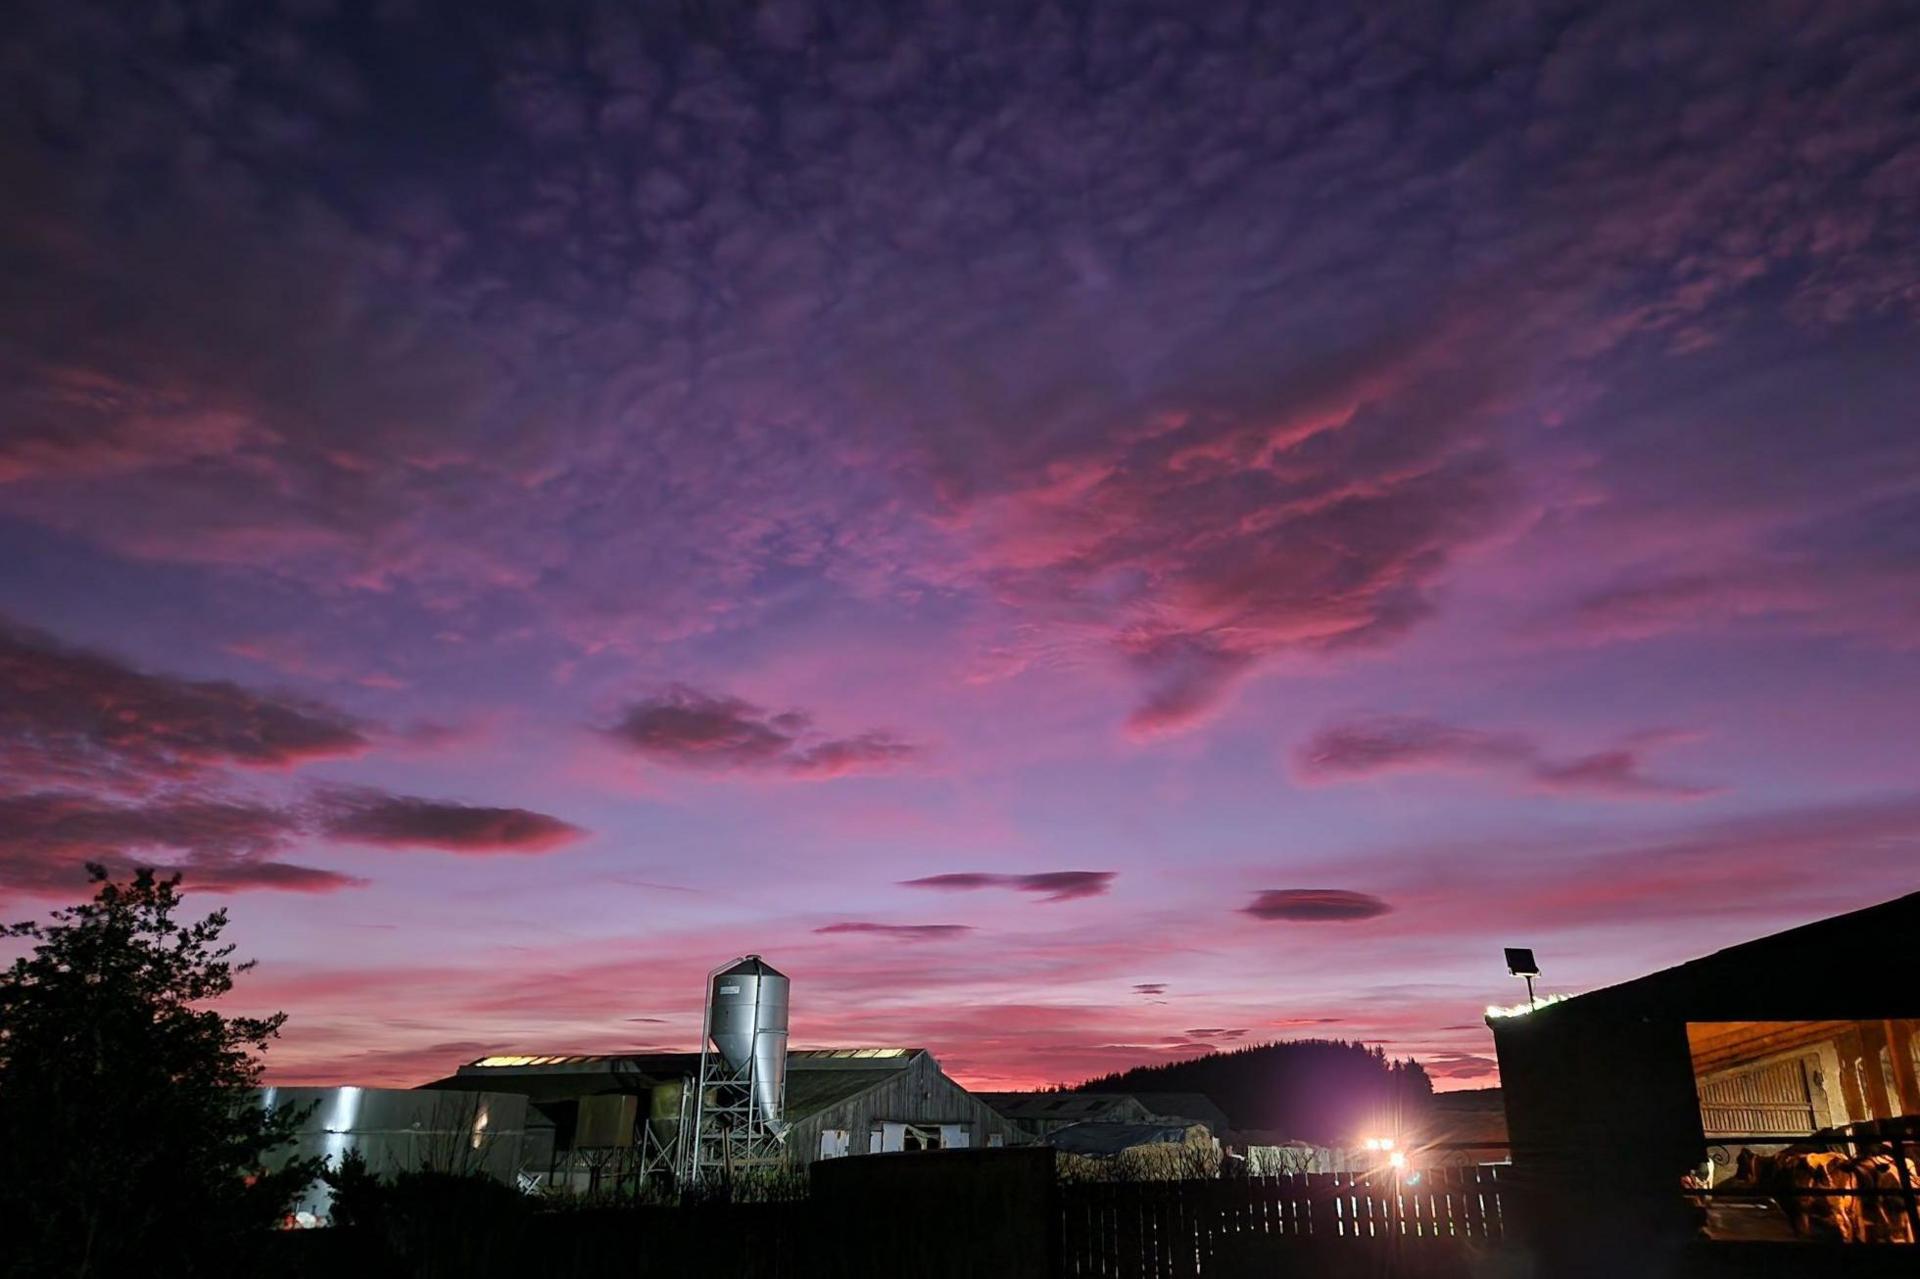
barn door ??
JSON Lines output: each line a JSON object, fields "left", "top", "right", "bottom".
{"left": 1698, "top": 1057, "right": 1817, "bottom": 1137}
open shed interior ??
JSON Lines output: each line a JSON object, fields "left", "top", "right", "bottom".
{"left": 1688, "top": 1019, "right": 1920, "bottom": 1141}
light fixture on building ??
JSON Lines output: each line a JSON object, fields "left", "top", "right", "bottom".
{"left": 1504, "top": 947, "right": 1540, "bottom": 1009}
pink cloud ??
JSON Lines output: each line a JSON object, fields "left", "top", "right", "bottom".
{"left": 940, "top": 343, "right": 1519, "bottom": 734}
{"left": 1295, "top": 717, "right": 1714, "bottom": 800}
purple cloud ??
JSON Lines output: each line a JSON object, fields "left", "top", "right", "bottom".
{"left": 316, "top": 789, "right": 585, "bottom": 854}
{"left": 1241, "top": 890, "right": 1393, "bottom": 923}
{"left": 0, "top": 617, "right": 367, "bottom": 791}
{"left": 900, "top": 871, "right": 1116, "bottom": 903}
{"left": 0, "top": 792, "right": 360, "bottom": 896}
{"left": 813, "top": 922, "right": 974, "bottom": 941}
{"left": 1295, "top": 717, "right": 1713, "bottom": 800}
{"left": 606, "top": 686, "right": 918, "bottom": 780}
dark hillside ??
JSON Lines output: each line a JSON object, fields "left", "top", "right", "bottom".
{"left": 1075, "top": 1039, "right": 1431, "bottom": 1144}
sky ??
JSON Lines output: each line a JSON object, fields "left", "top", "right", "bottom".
{"left": 3, "top": 0, "right": 1919, "bottom": 1094}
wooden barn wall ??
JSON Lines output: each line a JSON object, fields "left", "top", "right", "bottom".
{"left": 786, "top": 1055, "right": 1020, "bottom": 1167}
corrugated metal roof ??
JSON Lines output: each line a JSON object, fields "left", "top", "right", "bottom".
{"left": 442, "top": 1048, "right": 926, "bottom": 1111}
{"left": 782, "top": 1059, "right": 918, "bottom": 1121}
{"left": 1046, "top": 1121, "right": 1208, "bottom": 1156}
{"left": 976, "top": 1092, "right": 1141, "bottom": 1120}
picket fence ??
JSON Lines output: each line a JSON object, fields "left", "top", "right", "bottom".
{"left": 1057, "top": 1166, "right": 1510, "bottom": 1277}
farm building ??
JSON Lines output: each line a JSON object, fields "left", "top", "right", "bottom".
{"left": 1096, "top": 1091, "right": 1235, "bottom": 1140}
{"left": 977, "top": 1091, "right": 1157, "bottom": 1138}
{"left": 258, "top": 1086, "right": 532, "bottom": 1221}
{"left": 425, "top": 1046, "right": 1018, "bottom": 1187}
{"left": 1489, "top": 890, "right": 1920, "bottom": 1256}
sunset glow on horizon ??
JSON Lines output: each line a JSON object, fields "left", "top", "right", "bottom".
{"left": 5, "top": 0, "right": 1919, "bottom": 1096}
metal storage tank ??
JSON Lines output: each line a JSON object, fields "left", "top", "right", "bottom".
{"left": 708, "top": 954, "right": 790, "bottom": 1128}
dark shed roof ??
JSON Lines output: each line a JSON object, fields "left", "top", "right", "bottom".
{"left": 1492, "top": 889, "right": 1920, "bottom": 1029}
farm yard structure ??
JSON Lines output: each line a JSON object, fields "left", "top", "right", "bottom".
{"left": 1102, "top": 1092, "right": 1236, "bottom": 1142}
{"left": 978, "top": 1091, "right": 1158, "bottom": 1139}
{"left": 1489, "top": 889, "right": 1920, "bottom": 1265}
{"left": 425, "top": 1046, "right": 1017, "bottom": 1190}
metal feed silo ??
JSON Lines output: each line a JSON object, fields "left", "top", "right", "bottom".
{"left": 707, "top": 955, "right": 790, "bottom": 1128}
{"left": 684, "top": 954, "right": 791, "bottom": 1183}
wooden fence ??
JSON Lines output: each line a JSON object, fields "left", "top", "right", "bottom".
{"left": 1057, "top": 1167, "right": 1510, "bottom": 1277}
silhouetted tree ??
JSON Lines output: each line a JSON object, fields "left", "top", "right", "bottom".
{"left": 0, "top": 866, "right": 317, "bottom": 1277}
{"left": 1075, "top": 1038, "right": 1433, "bottom": 1144}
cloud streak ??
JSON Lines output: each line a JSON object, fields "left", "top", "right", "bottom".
{"left": 1295, "top": 718, "right": 1713, "bottom": 799}
{"left": 813, "top": 922, "right": 974, "bottom": 941}
{"left": 315, "top": 789, "right": 585, "bottom": 853}
{"left": 900, "top": 871, "right": 1116, "bottom": 903}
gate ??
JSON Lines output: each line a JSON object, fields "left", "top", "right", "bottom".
{"left": 1699, "top": 1057, "right": 1817, "bottom": 1138}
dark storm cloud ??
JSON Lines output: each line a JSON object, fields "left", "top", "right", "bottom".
{"left": 605, "top": 686, "right": 917, "bottom": 779}
{"left": 0, "top": 617, "right": 368, "bottom": 790}
{"left": 900, "top": 871, "right": 1116, "bottom": 902}
{"left": 813, "top": 922, "right": 974, "bottom": 940}
{"left": 315, "top": 788, "right": 585, "bottom": 853}
{"left": 1295, "top": 717, "right": 1713, "bottom": 799}
{"left": 1240, "top": 889, "right": 1393, "bottom": 923}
